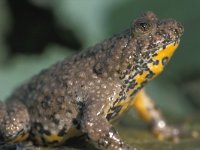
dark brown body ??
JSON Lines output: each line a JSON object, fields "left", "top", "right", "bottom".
{"left": 0, "top": 12, "right": 184, "bottom": 150}
{"left": 7, "top": 34, "right": 126, "bottom": 144}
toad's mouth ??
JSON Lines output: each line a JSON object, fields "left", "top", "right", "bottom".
{"left": 147, "top": 40, "right": 180, "bottom": 77}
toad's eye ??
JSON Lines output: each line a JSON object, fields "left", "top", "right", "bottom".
{"left": 134, "top": 19, "right": 153, "bottom": 33}
{"left": 138, "top": 22, "right": 150, "bottom": 31}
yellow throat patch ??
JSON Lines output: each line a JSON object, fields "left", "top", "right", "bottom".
{"left": 128, "top": 42, "right": 179, "bottom": 97}
{"left": 147, "top": 42, "right": 179, "bottom": 78}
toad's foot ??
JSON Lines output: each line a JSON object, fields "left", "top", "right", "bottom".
{"left": 152, "top": 120, "right": 199, "bottom": 141}
{"left": 0, "top": 100, "right": 30, "bottom": 145}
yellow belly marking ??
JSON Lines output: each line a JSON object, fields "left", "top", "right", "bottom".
{"left": 43, "top": 128, "right": 82, "bottom": 143}
{"left": 10, "top": 133, "right": 29, "bottom": 143}
{"left": 44, "top": 135, "right": 64, "bottom": 142}
{"left": 131, "top": 71, "right": 148, "bottom": 92}
{"left": 147, "top": 42, "right": 179, "bottom": 77}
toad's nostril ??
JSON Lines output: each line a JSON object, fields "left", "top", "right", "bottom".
{"left": 177, "top": 22, "right": 184, "bottom": 35}
{"left": 174, "top": 29, "right": 179, "bottom": 36}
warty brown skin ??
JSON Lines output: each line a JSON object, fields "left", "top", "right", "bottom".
{"left": 0, "top": 12, "right": 183, "bottom": 150}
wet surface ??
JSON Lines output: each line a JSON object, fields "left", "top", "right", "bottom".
{"left": 40, "top": 118, "right": 200, "bottom": 150}
{"left": 1, "top": 117, "right": 200, "bottom": 150}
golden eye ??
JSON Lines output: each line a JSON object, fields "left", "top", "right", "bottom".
{"left": 134, "top": 19, "right": 153, "bottom": 33}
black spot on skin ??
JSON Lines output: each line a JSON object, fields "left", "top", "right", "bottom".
{"left": 130, "top": 89, "right": 138, "bottom": 97}
{"left": 119, "top": 142, "right": 123, "bottom": 148}
{"left": 113, "top": 98, "right": 120, "bottom": 106}
{"left": 128, "top": 75, "right": 133, "bottom": 80}
{"left": 124, "top": 80, "right": 129, "bottom": 84}
{"left": 106, "top": 113, "right": 113, "bottom": 120}
{"left": 93, "top": 62, "right": 104, "bottom": 75}
{"left": 153, "top": 60, "right": 159, "bottom": 65}
{"left": 119, "top": 71, "right": 127, "bottom": 79}
{"left": 139, "top": 70, "right": 144, "bottom": 75}
{"left": 119, "top": 91, "right": 124, "bottom": 96}
{"left": 44, "top": 96, "right": 51, "bottom": 101}
{"left": 72, "top": 118, "right": 81, "bottom": 129}
{"left": 146, "top": 73, "right": 152, "bottom": 79}
{"left": 77, "top": 101, "right": 85, "bottom": 111}
{"left": 128, "top": 81, "right": 136, "bottom": 89}
{"left": 162, "top": 57, "right": 169, "bottom": 66}
{"left": 134, "top": 65, "right": 140, "bottom": 71}
{"left": 122, "top": 84, "right": 126, "bottom": 89}
{"left": 106, "top": 105, "right": 122, "bottom": 120}
{"left": 152, "top": 53, "right": 158, "bottom": 57}
{"left": 58, "top": 128, "right": 66, "bottom": 137}
{"left": 127, "top": 64, "right": 132, "bottom": 69}
{"left": 43, "top": 129, "right": 51, "bottom": 136}
{"left": 145, "top": 71, "right": 155, "bottom": 79}
{"left": 130, "top": 81, "right": 146, "bottom": 97}
{"left": 50, "top": 114, "right": 60, "bottom": 125}
{"left": 163, "top": 45, "right": 166, "bottom": 49}
{"left": 174, "top": 40, "right": 177, "bottom": 46}
{"left": 76, "top": 124, "right": 81, "bottom": 130}
{"left": 84, "top": 133, "right": 90, "bottom": 141}
{"left": 33, "top": 122, "right": 51, "bottom": 136}
{"left": 119, "top": 95, "right": 126, "bottom": 101}
{"left": 72, "top": 118, "right": 78, "bottom": 125}
{"left": 41, "top": 96, "right": 52, "bottom": 108}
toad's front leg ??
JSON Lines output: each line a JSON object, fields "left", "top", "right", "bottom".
{"left": 80, "top": 100, "right": 138, "bottom": 150}
{"left": 0, "top": 100, "right": 30, "bottom": 144}
{"left": 0, "top": 100, "right": 40, "bottom": 150}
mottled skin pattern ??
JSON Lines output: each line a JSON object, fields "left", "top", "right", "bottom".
{"left": 0, "top": 12, "right": 184, "bottom": 150}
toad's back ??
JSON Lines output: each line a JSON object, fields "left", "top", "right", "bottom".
{"left": 5, "top": 29, "right": 131, "bottom": 145}
{"left": 0, "top": 12, "right": 183, "bottom": 150}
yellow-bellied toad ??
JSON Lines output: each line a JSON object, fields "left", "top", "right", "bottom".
{"left": 0, "top": 12, "right": 184, "bottom": 150}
